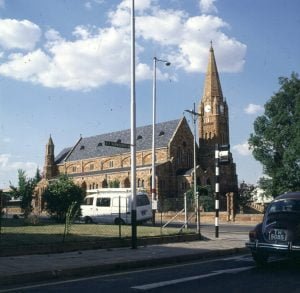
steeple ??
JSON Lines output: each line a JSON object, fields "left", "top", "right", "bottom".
{"left": 198, "top": 44, "right": 230, "bottom": 164}
{"left": 44, "top": 135, "right": 55, "bottom": 179}
{"left": 197, "top": 43, "right": 238, "bottom": 194}
{"left": 202, "top": 42, "right": 223, "bottom": 101}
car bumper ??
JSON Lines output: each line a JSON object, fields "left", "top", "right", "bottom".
{"left": 246, "top": 240, "right": 300, "bottom": 254}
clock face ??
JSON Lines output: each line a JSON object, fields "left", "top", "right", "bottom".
{"left": 204, "top": 104, "right": 211, "bottom": 113}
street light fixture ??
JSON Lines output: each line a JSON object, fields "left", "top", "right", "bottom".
{"left": 185, "top": 103, "right": 201, "bottom": 236}
{"left": 152, "top": 56, "right": 171, "bottom": 225}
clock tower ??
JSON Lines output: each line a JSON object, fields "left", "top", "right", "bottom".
{"left": 198, "top": 43, "right": 238, "bottom": 193}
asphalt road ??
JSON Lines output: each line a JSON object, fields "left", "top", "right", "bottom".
{"left": 2, "top": 254, "right": 300, "bottom": 293}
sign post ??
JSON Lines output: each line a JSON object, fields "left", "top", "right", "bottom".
{"left": 215, "top": 144, "right": 230, "bottom": 238}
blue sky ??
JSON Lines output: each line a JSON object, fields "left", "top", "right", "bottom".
{"left": 0, "top": 0, "right": 299, "bottom": 189}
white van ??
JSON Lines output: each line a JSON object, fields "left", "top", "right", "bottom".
{"left": 80, "top": 188, "right": 152, "bottom": 224}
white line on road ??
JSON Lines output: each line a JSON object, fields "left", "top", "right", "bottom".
{"left": 0, "top": 255, "right": 252, "bottom": 292}
{"left": 131, "top": 266, "right": 254, "bottom": 291}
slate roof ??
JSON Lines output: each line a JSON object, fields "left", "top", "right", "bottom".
{"left": 55, "top": 119, "right": 182, "bottom": 164}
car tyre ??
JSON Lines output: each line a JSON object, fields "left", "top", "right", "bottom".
{"left": 84, "top": 216, "right": 93, "bottom": 224}
{"left": 114, "top": 218, "right": 125, "bottom": 225}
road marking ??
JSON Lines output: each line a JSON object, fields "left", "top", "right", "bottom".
{"left": 131, "top": 266, "right": 254, "bottom": 290}
{"left": 0, "top": 255, "right": 252, "bottom": 292}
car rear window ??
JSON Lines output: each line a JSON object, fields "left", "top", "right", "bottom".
{"left": 268, "top": 199, "right": 300, "bottom": 213}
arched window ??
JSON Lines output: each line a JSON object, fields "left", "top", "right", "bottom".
{"left": 102, "top": 179, "right": 108, "bottom": 188}
{"left": 124, "top": 177, "right": 130, "bottom": 188}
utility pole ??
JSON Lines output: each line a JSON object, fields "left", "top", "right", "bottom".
{"left": 152, "top": 57, "right": 170, "bottom": 225}
{"left": 185, "top": 103, "right": 201, "bottom": 236}
{"left": 130, "top": 0, "right": 137, "bottom": 249}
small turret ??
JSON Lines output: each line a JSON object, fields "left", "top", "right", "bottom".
{"left": 44, "top": 135, "right": 55, "bottom": 179}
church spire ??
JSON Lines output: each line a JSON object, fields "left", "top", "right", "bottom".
{"left": 202, "top": 42, "right": 223, "bottom": 100}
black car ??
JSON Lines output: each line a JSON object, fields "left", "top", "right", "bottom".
{"left": 246, "top": 191, "right": 300, "bottom": 266}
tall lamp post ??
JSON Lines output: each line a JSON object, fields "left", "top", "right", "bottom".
{"left": 152, "top": 57, "right": 170, "bottom": 225}
{"left": 130, "top": 0, "right": 137, "bottom": 248}
{"left": 185, "top": 103, "right": 201, "bottom": 236}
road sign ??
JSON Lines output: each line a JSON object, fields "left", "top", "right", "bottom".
{"left": 104, "top": 141, "right": 130, "bottom": 149}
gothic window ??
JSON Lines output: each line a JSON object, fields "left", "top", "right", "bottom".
{"left": 109, "top": 161, "right": 114, "bottom": 168}
{"left": 142, "top": 180, "right": 144, "bottom": 187}
{"left": 72, "top": 166, "right": 77, "bottom": 173}
{"left": 137, "top": 178, "right": 141, "bottom": 187}
{"left": 124, "top": 177, "right": 130, "bottom": 188}
{"left": 90, "top": 164, "right": 94, "bottom": 171}
{"left": 102, "top": 179, "right": 108, "bottom": 188}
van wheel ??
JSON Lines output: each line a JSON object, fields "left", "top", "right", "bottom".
{"left": 84, "top": 217, "right": 93, "bottom": 224}
{"left": 114, "top": 218, "right": 125, "bottom": 225}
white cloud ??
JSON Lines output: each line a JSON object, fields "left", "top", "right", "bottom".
{"left": 0, "top": 50, "right": 50, "bottom": 83}
{"left": 233, "top": 142, "right": 252, "bottom": 156}
{"left": 0, "top": 19, "right": 41, "bottom": 50}
{"left": 0, "top": 0, "right": 246, "bottom": 91}
{"left": 0, "top": 154, "right": 10, "bottom": 168}
{"left": 199, "top": 0, "right": 218, "bottom": 14}
{"left": 85, "top": 2, "right": 92, "bottom": 10}
{"left": 2, "top": 137, "right": 11, "bottom": 143}
{"left": 0, "top": 153, "right": 37, "bottom": 176}
{"left": 244, "top": 103, "right": 264, "bottom": 115}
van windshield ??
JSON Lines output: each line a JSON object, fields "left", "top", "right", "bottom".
{"left": 83, "top": 197, "right": 93, "bottom": 205}
{"left": 137, "top": 194, "right": 150, "bottom": 207}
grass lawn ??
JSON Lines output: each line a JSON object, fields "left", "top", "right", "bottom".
{"left": 0, "top": 218, "right": 194, "bottom": 247}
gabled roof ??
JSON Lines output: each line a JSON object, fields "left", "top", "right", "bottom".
{"left": 56, "top": 119, "right": 182, "bottom": 163}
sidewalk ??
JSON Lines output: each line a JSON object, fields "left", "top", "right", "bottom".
{"left": 0, "top": 231, "right": 249, "bottom": 287}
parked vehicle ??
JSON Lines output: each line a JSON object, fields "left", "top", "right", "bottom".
{"left": 246, "top": 191, "right": 300, "bottom": 266}
{"left": 80, "top": 188, "right": 152, "bottom": 224}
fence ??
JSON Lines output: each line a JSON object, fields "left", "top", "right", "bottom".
{"left": 0, "top": 197, "right": 198, "bottom": 256}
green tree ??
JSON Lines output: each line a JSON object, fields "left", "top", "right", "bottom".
{"left": 238, "top": 181, "right": 255, "bottom": 211}
{"left": 186, "top": 185, "right": 214, "bottom": 212}
{"left": 34, "top": 168, "right": 42, "bottom": 184}
{"left": 43, "top": 175, "right": 84, "bottom": 222}
{"left": 10, "top": 169, "right": 37, "bottom": 218}
{"left": 109, "top": 179, "right": 120, "bottom": 188}
{"left": 249, "top": 73, "right": 300, "bottom": 196}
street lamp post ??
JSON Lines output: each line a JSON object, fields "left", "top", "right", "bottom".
{"left": 130, "top": 0, "right": 137, "bottom": 249}
{"left": 152, "top": 57, "right": 170, "bottom": 225}
{"left": 185, "top": 103, "right": 201, "bottom": 236}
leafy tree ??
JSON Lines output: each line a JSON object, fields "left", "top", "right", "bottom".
{"left": 249, "top": 73, "right": 300, "bottom": 196}
{"left": 10, "top": 169, "right": 37, "bottom": 218}
{"left": 109, "top": 179, "right": 120, "bottom": 188}
{"left": 186, "top": 185, "right": 214, "bottom": 212}
{"left": 238, "top": 181, "right": 255, "bottom": 211}
{"left": 34, "top": 168, "right": 42, "bottom": 184}
{"left": 43, "top": 175, "right": 84, "bottom": 222}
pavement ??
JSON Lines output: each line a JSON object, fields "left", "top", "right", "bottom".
{"left": 0, "top": 229, "right": 250, "bottom": 288}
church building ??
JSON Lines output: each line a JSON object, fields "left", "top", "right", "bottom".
{"left": 34, "top": 44, "right": 238, "bottom": 213}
